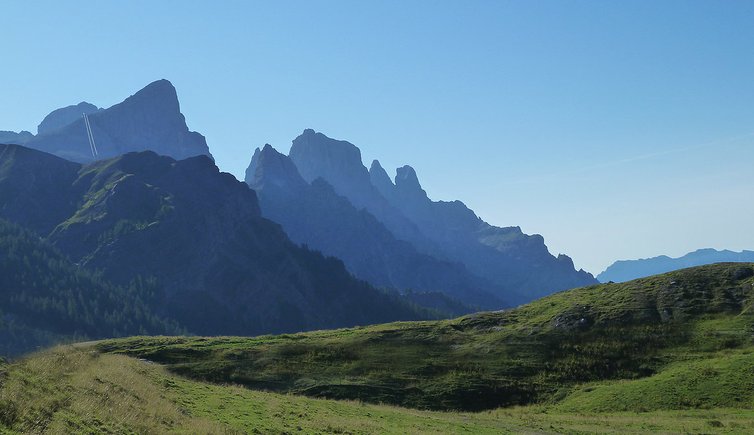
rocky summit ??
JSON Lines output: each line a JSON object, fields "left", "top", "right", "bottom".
{"left": 0, "top": 144, "right": 431, "bottom": 355}
{"left": 22, "top": 79, "right": 212, "bottom": 163}
{"left": 253, "top": 130, "right": 596, "bottom": 306}
{"left": 247, "top": 144, "right": 503, "bottom": 310}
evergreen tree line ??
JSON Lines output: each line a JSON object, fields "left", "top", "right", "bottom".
{"left": 0, "top": 219, "right": 182, "bottom": 357}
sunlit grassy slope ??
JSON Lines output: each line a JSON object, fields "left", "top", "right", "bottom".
{"left": 2, "top": 263, "right": 753, "bottom": 433}
{"left": 1, "top": 346, "right": 753, "bottom": 434}
{"left": 98, "top": 263, "right": 754, "bottom": 411}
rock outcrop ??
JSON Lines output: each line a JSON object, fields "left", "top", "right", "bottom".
{"left": 24, "top": 80, "right": 212, "bottom": 163}
{"left": 247, "top": 144, "right": 501, "bottom": 309}
{"left": 286, "top": 130, "right": 597, "bottom": 303}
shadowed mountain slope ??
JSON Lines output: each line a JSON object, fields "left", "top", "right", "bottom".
{"left": 0, "top": 144, "right": 432, "bottom": 342}
{"left": 0, "top": 218, "right": 180, "bottom": 356}
{"left": 246, "top": 144, "right": 504, "bottom": 310}
{"left": 22, "top": 80, "right": 212, "bottom": 163}
{"left": 287, "top": 129, "right": 596, "bottom": 303}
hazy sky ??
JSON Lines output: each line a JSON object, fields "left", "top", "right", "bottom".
{"left": 2, "top": 1, "right": 753, "bottom": 274}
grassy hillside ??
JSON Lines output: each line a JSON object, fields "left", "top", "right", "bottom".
{"left": 97, "top": 263, "right": 754, "bottom": 411}
{"left": 1, "top": 345, "right": 753, "bottom": 434}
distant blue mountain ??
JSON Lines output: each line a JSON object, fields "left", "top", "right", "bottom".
{"left": 6, "top": 80, "right": 211, "bottom": 163}
{"left": 246, "top": 144, "right": 504, "bottom": 311}
{"left": 253, "top": 129, "right": 596, "bottom": 306}
{"left": 597, "top": 248, "right": 754, "bottom": 283}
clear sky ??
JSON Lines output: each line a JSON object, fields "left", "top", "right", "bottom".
{"left": 2, "top": 1, "right": 753, "bottom": 274}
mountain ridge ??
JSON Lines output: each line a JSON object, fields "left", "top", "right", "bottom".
{"left": 246, "top": 144, "right": 504, "bottom": 310}
{"left": 598, "top": 248, "right": 754, "bottom": 282}
{"left": 0, "top": 144, "right": 435, "bottom": 352}
{"left": 18, "top": 79, "right": 212, "bottom": 163}
{"left": 285, "top": 129, "right": 596, "bottom": 303}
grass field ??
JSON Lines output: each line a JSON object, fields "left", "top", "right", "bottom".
{"left": 1, "top": 346, "right": 753, "bottom": 434}
{"left": 97, "top": 263, "right": 754, "bottom": 412}
{"left": 2, "top": 263, "right": 754, "bottom": 433}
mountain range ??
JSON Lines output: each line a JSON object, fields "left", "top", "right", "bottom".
{"left": 598, "top": 248, "right": 754, "bottom": 282}
{"left": 246, "top": 144, "right": 504, "bottom": 310}
{"left": 0, "top": 143, "right": 439, "bottom": 355}
{"left": 2, "top": 78, "right": 595, "bottom": 354}
{"left": 2, "top": 78, "right": 752, "bottom": 433}
{"left": 248, "top": 129, "right": 596, "bottom": 307}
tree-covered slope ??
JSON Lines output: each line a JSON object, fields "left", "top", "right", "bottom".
{"left": 98, "top": 263, "right": 754, "bottom": 411}
{"left": 0, "top": 219, "right": 180, "bottom": 356}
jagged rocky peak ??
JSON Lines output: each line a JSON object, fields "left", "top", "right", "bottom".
{"left": 245, "top": 147, "right": 262, "bottom": 184}
{"left": 395, "top": 165, "right": 421, "bottom": 190}
{"left": 369, "top": 159, "right": 395, "bottom": 199}
{"left": 245, "top": 144, "right": 306, "bottom": 190}
{"left": 556, "top": 253, "right": 576, "bottom": 268}
{"left": 394, "top": 165, "right": 428, "bottom": 200}
{"left": 289, "top": 129, "right": 369, "bottom": 185}
{"left": 121, "top": 79, "right": 181, "bottom": 114}
{"left": 37, "top": 102, "right": 101, "bottom": 135}
{"left": 23, "top": 79, "right": 212, "bottom": 163}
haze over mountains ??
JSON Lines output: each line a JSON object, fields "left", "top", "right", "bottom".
{"left": 1, "top": 79, "right": 599, "bottom": 353}
{"left": 0, "top": 143, "right": 436, "bottom": 355}
{"left": 246, "top": 144, "right": 503, "bottom": 310}
{"left": 2, "top": 80, "right": 211, "bottom": 163}
{"left": 250, "top": 129, "right": 596, "bottom": 306}
{"left": 598, "top": 248, "right": 754, "bottom": 283}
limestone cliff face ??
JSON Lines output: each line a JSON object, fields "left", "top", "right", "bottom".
{"left": 24, "top": 80, "right": 212, "bottom": 163}
{"left": 286, "top": 130, "right": 597, "bottom": 303}
{"left": 247, "top": 144, "right": 503, "bottom": 309}
{"left": 289, "top": 129, "right": 439, "bottom": 255}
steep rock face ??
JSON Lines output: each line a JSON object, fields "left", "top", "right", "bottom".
{"left": 368, "top": 160, "right": 395, "bottom": 201}
{"left": 598, "top": 248, "right": 754, "bottom": 283}
{"left": 24, "top": 80, "right": 212, "bottom": 163}
{"left": 289, "top": 129, "right": 370, "bottom": 201}
{"left": 289, "top": 130, "right": 439, "bottom": 255}
{"left": 37, "top": 102, "right": 101, "bottom": 135}
{"left": 246, "top": 145, "right": 501, "bottom": 309}
{"left": 247, "top": 144, "right": 308, "bottom": 192}
{"left": 288, "top": 131, "right": 596, "bottom": 303}
{"left": 0, "top": 145, "right": 426, "bottom": 336}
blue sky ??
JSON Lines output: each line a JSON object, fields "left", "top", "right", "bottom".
{"left": 2, "top": 1, "right": 753, "bottom": 274}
